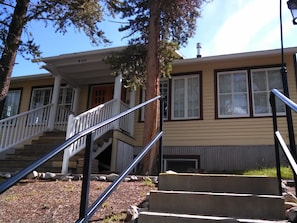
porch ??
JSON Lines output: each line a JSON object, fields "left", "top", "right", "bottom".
{"left": 0, "top": 47, "right": 137, "bottom": 174}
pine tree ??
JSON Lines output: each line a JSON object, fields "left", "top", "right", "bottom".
{"left": 0, "top": 0, "right": 112, "bottom": 112}
{"left": 106, "top": 0, "right": 207, "bottom": 174}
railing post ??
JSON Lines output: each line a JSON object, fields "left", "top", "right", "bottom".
{"left": 113, "top": 74, "right": 122, "bottom": 129}
{"left": 79, "top": 132, "right": 94, "bottom": 221}
{"left": 158, "top": 96, "right": 164, "bottom": 173}
{"left": 270, "top": 93, "right": 282, "bottom": 195}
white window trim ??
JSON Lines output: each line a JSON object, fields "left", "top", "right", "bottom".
{"left": 171, "top": 74, "right": 200, "bottom": 120}
{"left": 30, "top": 87, "right": 53, "bottom": 109}
{"left": 251, "top": 67, "right": 285, "bottom": 117}
{"left": 217, "top": 70, "right": 250, "bottom": 118}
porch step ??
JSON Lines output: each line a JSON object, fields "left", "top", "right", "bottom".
{"left": 0, "top": 131, "right": 88, "bottom": 174}
{"left": 138, "top": 173, "right": 287, "bottom": 223}
{"left": 0, "top": 130, "right": 112, "bottom": 174}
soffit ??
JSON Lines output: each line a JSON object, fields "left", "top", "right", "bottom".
{"left": 41, "top": 47, "right": 126, "bottom": 87}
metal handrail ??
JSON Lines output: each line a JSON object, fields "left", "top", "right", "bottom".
{"left": 270, "top": 88, "right": 297, "bottom": 195}
{"left": 0, "top": 95, "right": 162, "bottom": 194}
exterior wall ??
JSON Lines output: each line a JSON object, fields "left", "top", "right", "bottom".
{"left": 132, "top": 51, "right": 297, "bottom": 171}
{"left": 133, "top": 53, "right": 297, "bottom": 148}
{"left": 10, "top": 75, "right": 55, "bottom": 113}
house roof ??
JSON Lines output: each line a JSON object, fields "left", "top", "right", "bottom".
{"left": 30, "top": 46, "right": 297, "bottom": 87}
{"left": 173, "top": 47, "right": 297, "bottom": 65}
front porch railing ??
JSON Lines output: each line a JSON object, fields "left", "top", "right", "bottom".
{"left": 0, "top": 104, "right": 52, "bottom": 152}
{"left": 0, "top": 104, "right": 71, "bottom": 153}
{"left": 62, "top": 99, "right": 118, "bottom": 173}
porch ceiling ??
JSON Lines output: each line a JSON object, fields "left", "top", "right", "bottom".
{"left": 41, "top": 46, "right": 126, "bottom": 87}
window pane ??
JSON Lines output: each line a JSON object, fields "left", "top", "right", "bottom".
{"left": 234, "top": 93, "right": 248, "bottom": 115}
{"left": 172, "top": 75, "right": 200, "bottom": 119}
{"left": 187, "top": 77, "right": 199, "bottom": 117}
{"left": 233, "top": 73, "right": 247, "bottom": 92}
{"left": 268, "top": 70, "right": 282, "bottom": 89}
{"left": 252, "top": 71, "right": 266, "bottom": 91}
{"left": 160, "top": 80, "right": 169, "bottom": 119}
{"left": 1, "top": 90, "right": 21, "bottom": 119}
{"left": 173, "top": 79, "right": 185, "bottom": 118}
{"left": 219, "top": 94, "right": 232, "bottom": 116}
{"left": 218, "top": 71, "right": 248, "bottom": 117}
{"left": 219, "top": 74, "right": 231, "bottom": 93}
{"left": 31, "top": 88, "right": 52, "bottom": 109}
{"left": 252, "top": 68, "right": 284, "bottom": 115}
{"left": 253, "top": 92, "right": 268, "bottom": 114}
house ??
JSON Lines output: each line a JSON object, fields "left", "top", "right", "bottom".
{"left": 1, "top": 46, "right": 297, "bottom": 174}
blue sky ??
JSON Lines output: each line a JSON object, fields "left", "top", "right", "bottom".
{"left": 12, "top": 0, "right": 297, "bottom": 77}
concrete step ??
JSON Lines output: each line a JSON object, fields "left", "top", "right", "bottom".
{"left": 148, "top": 190, "right": 286, "bottom": 220}
{"left": 138, "top": 212, "right": 288, "bottom": 223}
{"left": 159, "top": 173, "right": 280, "bottom": 195}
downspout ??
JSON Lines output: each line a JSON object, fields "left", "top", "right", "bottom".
{"left": 48, "top": 75, "right": 61, "bottom": 131}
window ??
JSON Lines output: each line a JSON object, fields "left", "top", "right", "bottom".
{"left": 58, "top": 86, "right": 74, "bottom": 110}
{"left": 164, "top": 155, "right": 200, "bottom": 172}
{"left": 29, "top": 87, "right": 52, "bottom": 124}
{"left": 217, "top": 71, "right": 249, "bottom": 118}
{"left": 1, "top": 90, "right": 21, "bottom": 119}
{"left": 172, "top": 75, "right": 200, "bottom": 120}
{"left": 30, "top": 87, "right": 52, "bottom": 109}
{"left": 217, "top": 67, "right": 283, "bottom": 118}
{"left": 251, "top": 68, "right": 285, "bottom": 116}
{"left": 141, "top": 79, "right": 169, "bottom": 120}
{"left": 160, "top": 79, "right": 169, "bottom": 119}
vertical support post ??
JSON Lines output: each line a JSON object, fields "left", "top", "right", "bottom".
{"left": 270, "top": 93, "right": 282, "bottom": 195}
{"left": 128, "top": 90, "right": 136, "bottom": 136}
{"left": 280, "top": 0, "right": 297, "bottom": 194}
{"left": 48, "top": 75, "right": 61, "bottom": 131}
{"left": 113, "top": 74, "right": 122, "bottom": 129}
{"left": 72, "top": 87, "right": 81, "bottom": 115}
{"left": 158, "top": 96, "right": 164, "bottom": 173}
{"left": 79, "top": 132, "right": 93, "bottom": 220}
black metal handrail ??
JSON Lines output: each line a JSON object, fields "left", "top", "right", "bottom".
{"left": 270, "top": 88, "right": 297, "bottom": 195}
{"left": 0, "top": 95, "right": 164, "bottom": 223}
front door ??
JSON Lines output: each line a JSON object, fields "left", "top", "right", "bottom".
{"left": 90, "top": 85, "right": 114, "bottom": 108}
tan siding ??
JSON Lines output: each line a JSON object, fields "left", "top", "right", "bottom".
{"left": 134, "top": 52, "right": 297, "bottom": 148}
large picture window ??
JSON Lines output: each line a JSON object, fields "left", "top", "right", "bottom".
{"left": 172, "top": 75, "right": 200, "bottom": 120}
{"left": 251, "top": 68, "right": 285, "bottom": 116}
{"left": 1, "top": 89, "right": 21, "bottom": 119}
{"left": 217, "top": 71, "right": 249, "bottom": 118}
{"left": 217, "top": 67, "right": 283, "bottom": 118}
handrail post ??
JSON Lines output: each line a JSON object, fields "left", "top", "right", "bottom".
{"left": 158, "top": 96, "right": 164, "bottom": 173}
{"left": 79, "top": 132, "right": 94, "bottom": 220}
{"left": 270, "top": 93, "right": 282, "bottom": 195}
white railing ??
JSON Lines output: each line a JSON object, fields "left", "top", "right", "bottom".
{"left": 0, "top": 104, "right": 71, "bottom": 153}
{"left": 0, "top": 104, "right": 52, "bottom": 152}
{"left": 62, "top": 99, "right": 117, "bottom": 173}
{"left": 54, "top": 106, "right": 73, "bottom": 131}
{"left": 120, "top": 101, "right": 133, "bottom": 134}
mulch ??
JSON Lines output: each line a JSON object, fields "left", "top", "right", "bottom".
{"left": 0, "top": 179, "right": 156, "bottom": 223}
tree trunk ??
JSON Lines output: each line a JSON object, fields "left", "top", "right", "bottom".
{"left": 0, "top": 0, "right": 29, "bottom": 114}
{"left": 140, "top": 0, "right": 161, "bottom": 175}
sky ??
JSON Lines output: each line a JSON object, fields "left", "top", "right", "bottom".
{"left": 11, "top": 0, "right": 297, "bottom": 77}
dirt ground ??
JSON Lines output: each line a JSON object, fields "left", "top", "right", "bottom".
{"left": 0, "top": 178, "right": 156, "bottom": 223}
